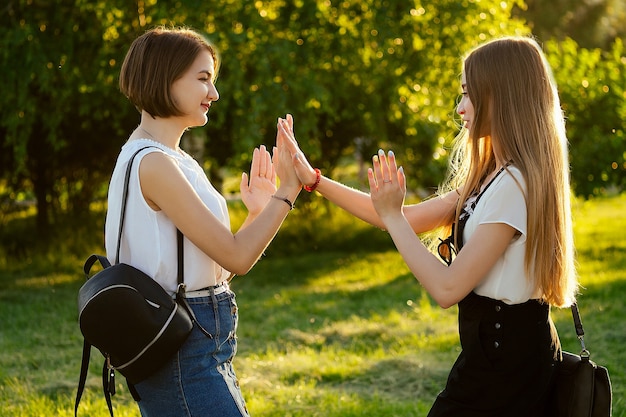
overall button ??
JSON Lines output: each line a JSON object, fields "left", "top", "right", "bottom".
{"left": 495, "top": 322, "right": 502, "bottom": 330}
{"left": 494, "top": 341, "right": 500, "bottom": 348}
{"left": 495, "top": 305, "right": 502, "bottom": 312}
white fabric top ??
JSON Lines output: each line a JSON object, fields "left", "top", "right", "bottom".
{"left": 463, "top": 166, "right": 541, "bottom": 304}
{"left": 105, "top": 139, "right": 232, "bottom": 294}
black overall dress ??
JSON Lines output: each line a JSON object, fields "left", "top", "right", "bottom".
{"left": 428, "top": 168, "right": 556, "bottom": 417}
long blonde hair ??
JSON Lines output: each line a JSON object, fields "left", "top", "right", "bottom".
{"left": 440, "top": 36, "right": 577, "bottom": 307}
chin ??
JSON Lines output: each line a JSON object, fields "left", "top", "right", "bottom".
{"left": 191, "top": 115, "right": 209, "bottom": 127}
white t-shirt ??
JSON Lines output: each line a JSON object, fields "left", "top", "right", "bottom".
{"left": 105, "top": 138, "right": 232, "bottom": 294}
{"left": 462, "top": 166, "right": 541, "bottom": 304}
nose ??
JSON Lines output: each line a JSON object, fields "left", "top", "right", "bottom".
{"left": 208, "top": 83, "right": 219, "bottom": 102}
{"left": 456, "top": 99, "right": 465, "bottom": 116}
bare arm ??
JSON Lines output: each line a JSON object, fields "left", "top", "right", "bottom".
{"left": 309, "top": 174, "right": 385, "bottom": 227}
{"left": 403, "top": 190, "right": 458, "bottom": 234}
{"left": 278, "top": 116, "right": 456, "bottom": 233}
{"left": 140, "top": 137, "right": 301, "bottom": 276}
{"left": 368, "top": 151, "right": 516, "bottom": 308}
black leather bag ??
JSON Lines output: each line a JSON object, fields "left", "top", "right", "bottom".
{"left": 548, "top": 303, "right": 612, "bottom": 417}
{"left": 74, "top": 147, "right": 197, "bottom": 417}
{"left": 78, "top": 253, "right": 193, "bottom": 384}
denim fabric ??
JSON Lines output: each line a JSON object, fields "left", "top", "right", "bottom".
{"left": 134, "top": 289, "right": 250, "bottom": 417}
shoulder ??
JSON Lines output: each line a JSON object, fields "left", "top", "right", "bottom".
{"left": 488, "top": 165, "right": 526, "bottom": 199}
{"left": 123, "top": 139, "right": 177, "bottom": 158}
{"left": 120, "top": 140, "right": 178, "bottom": 170}
{"left": 476, "top": 165, "right": 528, "bottom": 228}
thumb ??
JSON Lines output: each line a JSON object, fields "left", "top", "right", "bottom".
{"left": 398, "top": 166, "right": 406, "bottom": 191}
{"left": 240, "top": 172, "right": 249, "bottom": 192}
{"left": 367, "top": 168, "right": 377, "bottom": 193}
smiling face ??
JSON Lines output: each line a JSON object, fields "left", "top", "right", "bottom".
{"left": 170, "top": 50, "right": 219, "bottom": 128}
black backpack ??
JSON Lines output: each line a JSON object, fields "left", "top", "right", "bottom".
{"left": 75, "top": 147, "right": 204, "bottom": 416}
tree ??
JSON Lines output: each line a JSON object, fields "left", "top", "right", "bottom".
{"left": 1, "top": 1, "right": 140, "bottom": 232}
{"left": 203, "top": 0, "right": 529, "bottom": 192}
{"left": 514, "top": 0, "right": 626, "bottom": 49}
{"left": 3, "top": 0, "right": 622, "bottom": 242}
{"left": 1, "top": 0, "right": 529, "bottom": 235}
{"left": 545, "top": 38, "right": 626, "bottom": 196}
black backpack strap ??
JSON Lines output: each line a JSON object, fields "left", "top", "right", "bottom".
{"left": 75, "top": 147, "right": 155, "bottom": 416}
{"left": 571, "top": 303, "right": 590, "bottom": 358}
{"left": 115, "top": 146, "right": 156, "bottom": 264}
{"left": 83, "top": 254, "right": 112, "bottom": 276}
{"left": 102, "top": 359, "right": 115, "bottom": 417}
{"left": 75, "top": 255, "right": 112, "bottom": 416}
{"left": 74, "top": 340, "right": 92, "bottom": 417}
{"left": 175, "top": 229, "right": 214, "bottom": 339}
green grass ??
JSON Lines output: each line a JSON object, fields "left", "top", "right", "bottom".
{"left": 1, "top": 195, "right": 624, "bottom": 416}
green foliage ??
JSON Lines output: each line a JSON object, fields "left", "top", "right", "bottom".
{"left": 1, "top": 195, "right": 625, "bottom": 416}
{"left": 1, "top": 0, "right": 624, "bottom": 237}
{"left": 515, "top": 0, "right": 626, "bottom": 49}
{"left": 0, "top": 0, "right": 527, "bottom": 231}
{"left": 545, "top": 38, "right": 626, "bottom": 197}
{"left": 0, "top": 0, "right": 140, "bottom": 229}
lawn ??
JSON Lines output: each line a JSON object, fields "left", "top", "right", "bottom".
{"left": 0, "top": 194, "right": 624, "bottom": 416}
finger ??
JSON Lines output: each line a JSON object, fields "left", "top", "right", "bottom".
{"left": 279, "top": 118, "right": 293, "bottom": 139}
{"left": 286, "top": 114, "right": 293, "bottom": 130}
{"left": 367, "top": 167, "right": 378, "bottom": 193}
{"left": 250, "top": 147, "right": 260, "bottom": 177}
{"left": 276, "top": 119, "right": 284, "bottom": 148}
{"left": 293, "top": 152, "right": 303, "bottom": 166}
{"left": 269, "top": 147, "right": 277, "bottom": 182}
{"left": 240, "top": 172, "right": 249, "bottom": 193}
{"left": 258, "top": 144, "right": 268, "bottom": 176}
{"left": 398, "top": 166, "right": 406, "bottom": 191}
{"left": 377, "top": 149, "right": 390, "bottom": 183}
{"left": 372, "top": 153, "right": 383, "bottom": 185}
{"left": 387, "top": 150, "right": 398, "bottom": 182}
{"left": 280, "top": 124, "right": 302, "bottom": 157}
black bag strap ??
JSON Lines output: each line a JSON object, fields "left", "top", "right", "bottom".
{"left": 178, "top": 228, "right": 184, "bottom": 286}
{"left": 76, "top": 146, "right": 214, "bottom": 415}
{"left": 103, "top": 359, "right": 115, "bottom": 415}
{"left": 174, "top": 229, "right": 214, "bottom": 339}
{"left": 74, "top": 339, "right": 92, "bottom": 417}
{"left": 571, "top": 302, "right": 590, "bottom": 358}
{"left": 76, "top": 146, "right": 168, "bottom": 417}
{"left": 115, "top": 147, "right": 154, "bottom": 264}
{"left": 75, "top": 254, "right": 114, "bottom": 417}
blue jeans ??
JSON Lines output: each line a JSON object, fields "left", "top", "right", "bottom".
{"left": 134, "top": 289, "right": 250, "bottom": 417}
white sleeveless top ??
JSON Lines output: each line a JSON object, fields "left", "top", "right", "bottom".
{"left": 463, "top": 166, "right": 542, "bottom": 304}
{"left": 105, "top": 139, "right": 232, "bottom": 294}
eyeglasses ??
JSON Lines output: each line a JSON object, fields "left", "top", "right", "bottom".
{"left": 437, "top": 236, "right": 457, "bottom": 266}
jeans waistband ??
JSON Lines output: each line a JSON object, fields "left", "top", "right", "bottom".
{"left": 183, "top": 282, "right": 229, "bottom": 298}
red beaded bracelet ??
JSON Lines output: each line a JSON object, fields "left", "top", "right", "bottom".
{"left": 304, "top": 168, "right": 321, "bottom": 192}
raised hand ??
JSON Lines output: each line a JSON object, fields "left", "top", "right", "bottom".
{"left": 367, "top": 149, "right": 406, "bottom": 220}
{"left": 276, "top": 114, "right": 318, "bottom": 188}
{"left": 274, "top": 116, "right": 302, "bottom": 190}
{"left": 240, "top": 145, "right": 277, "bottom": 215}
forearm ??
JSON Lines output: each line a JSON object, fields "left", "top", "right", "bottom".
{"left": 381, "top": 213, "right": 460, "bottom": 308}
{"left": 403, "top": 191, "right": 458, "bottom": 234}
{"left": 229, "top": 185, "right": 300, "bottom": 274}
{"left": 315, "top": 176, "right": 385, "bottom": 228}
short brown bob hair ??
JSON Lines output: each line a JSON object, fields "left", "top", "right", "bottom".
{"left": 119, "top": 26, "right": 219, "bottom": 118}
